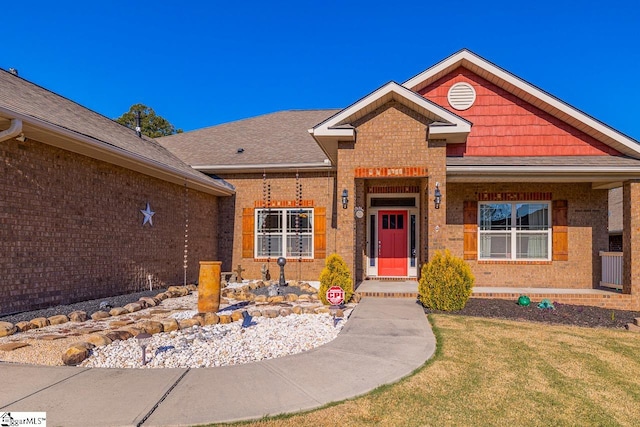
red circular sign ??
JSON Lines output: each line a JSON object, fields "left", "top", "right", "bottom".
{"left": 326, "top": 286, "right": 345, "bottom": 305}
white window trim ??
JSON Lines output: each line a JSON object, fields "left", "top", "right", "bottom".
{"left": 478, "top": 201, "right": 552, "bottom": 261}
{"left": 255, "top": 208, "right": 314, "bottom": 259}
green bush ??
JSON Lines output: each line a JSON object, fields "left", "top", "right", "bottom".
{"left": 418, "top": 250, "right": 474, "bottom": 311}
{"left": 318, "top": 253, "right": 354, "bottom": 305}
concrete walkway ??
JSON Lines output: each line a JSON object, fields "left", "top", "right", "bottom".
{"left": 0, "top": 298, "right": 435, "bottom": 427}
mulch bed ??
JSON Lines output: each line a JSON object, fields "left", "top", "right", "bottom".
{"left": 422, "top": 298, "right": 640, "bottom": 329}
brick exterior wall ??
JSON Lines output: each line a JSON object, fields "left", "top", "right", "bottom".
{"left": 1, "top": 137, "right": 219, "bottom": 315}
{"left": 446, "top": 182, "right": 609, "bottom": 289}
{"left": 217, "top": 172, "right": 336, "bottom": 281}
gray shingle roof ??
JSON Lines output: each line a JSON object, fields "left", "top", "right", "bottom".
{"left": 157, "top": 110, "right": 339, "bottom": 167}
{"left": 447, "top": 156, "right": 640, "bottom": 168}
{"left": 0, "top": 69, "right": 232, "bottom": 193}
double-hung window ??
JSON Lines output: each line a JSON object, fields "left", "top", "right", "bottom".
{"left": 255, "top": 208, "right": 313, "bottom": 258}
{"left": 479, "top": 202, "right": 550, "bottom": 260}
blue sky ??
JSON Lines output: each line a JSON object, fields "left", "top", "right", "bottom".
{"left": 3, "top": 1, "right": 640, "bottom": 138}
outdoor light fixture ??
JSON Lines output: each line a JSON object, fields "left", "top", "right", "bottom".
{"left": 342, "top": 189, "right": 349, "bottom": 209}
{"left": 136, "top": 333, "right": 152, "bottom": 366}
{"left": 434, "top": 182, "right": 442, "bottom": 209}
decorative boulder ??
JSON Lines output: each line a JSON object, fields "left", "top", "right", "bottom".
{"left": 160, "top": 318, "right": 180, "bottom": 332}
{"left": 267, "top": 295, "right": 285, "bottom": 304}
{"left": 85, "top": 334, "right": 113, "bottom": 347}
{"left": 107, "top": 330, "right": 134, "bottom": 341}
{"left": 0, "top": 321, "right": 17, "bottom": 337}
{"left": 314, "top": 306, "right": 331, "bottom": 314}
{"left": 155, "top": 292, "right": 169, "bottom": 301}
{"left": 139, "top": 297, "right": 158, "bottom": 308}
{"left": 47, "top": 315, "right": 69, "bottom": 325}
{"left": 292, "top": 306, "right": 303, "bottom": 315}
{"left": 62, "top": 342, "right": 94, "bottom": 366}
{"left": 253, "top": 295, "right": 267, "bottom": 303}
{"left": 263, "top": 309, "right": 279, "bottom": 319}
{"left": 178, "top": 319, "right": 200, "bottom": 329}
{"left": 285, "top": 293, "right": 298, "bottom": 302}
{"left": 202, "top": 313, "right": 219, "bottom": 326}
{"left": 123, "top": 303, "right": 143, "bottom": 313}
{"left": 279, "top": 308, "right": 293, "bottom": 317}
{"left": 138, "top": 321, "right": 164, "bottom": 335}
{"left": 29, "top": 317, "right": 50, "bottom": 328}
{"left": 218, "top": 315, "right": 232, "bottom": 324}
{"left": 91, "top": 311, "right": 111, "bottom": 321}
{"left": 68, "top": 311, "right": 88, "bottom": 322}
{"left": 231, "top": 311, "right": 244, "bottom": 322}
{"left": 15, "top": 321, "right": 34, "bottom": 332}
{"left": 109, "top": 307, "right": 129, "bottom": 316}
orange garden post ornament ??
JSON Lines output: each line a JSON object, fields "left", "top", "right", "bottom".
{"left": 198, "top": 261, "right": 222, "bottom": 313}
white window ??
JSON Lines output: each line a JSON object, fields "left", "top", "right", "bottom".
{"left": 255, "top": 208, "right": 313, "bottom": 258}
{"left": 478, "top": 202, "right": 551, "bottom": 260}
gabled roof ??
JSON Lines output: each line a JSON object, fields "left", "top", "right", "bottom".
{"left": 158, "top": 110, "right": 337, "bottom": 173}
{"left": 0, "top": 69, "right": 234, "bottom": 196}
{"left": 403, "top": 49, "right": 640, "bottom": 159}
{"left": 310, "top": 81, "right": 472, "bottom": 163}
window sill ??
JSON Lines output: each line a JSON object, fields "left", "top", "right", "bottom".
{"left": 477, "top": 260, "right": 552, "bottom": 265}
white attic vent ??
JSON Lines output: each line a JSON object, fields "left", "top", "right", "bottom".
{"left": 447, "top": 82, "right": 476, "bottom": 111}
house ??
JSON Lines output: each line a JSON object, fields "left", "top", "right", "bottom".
{"left": 159, "top": 49, "right": 640, "bottom": 310}
{"left": 0, "top": 69, "right": 234, "bottom": 315}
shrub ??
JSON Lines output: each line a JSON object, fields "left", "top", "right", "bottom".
{"left": 418, "top": 250, "right": 474, "bottom": 311}
{"left": 318, "top": 253, "right": 354, "bottom": 305}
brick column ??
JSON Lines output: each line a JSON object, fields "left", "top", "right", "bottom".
{"left": 336, "top": 143, "right": 356, "bottom": 277}
{"left": 425, "top": 139, "right": 447, "bottom": 261}
{"left": 622, "top": 180, "right": 640, "bottom": 296}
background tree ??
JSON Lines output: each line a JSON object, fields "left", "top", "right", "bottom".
{"left": 116, "top": 103, "right": 182, "bottom": 138}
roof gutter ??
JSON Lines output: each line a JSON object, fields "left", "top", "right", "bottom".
{"left": 0, "top": 118, "right": 23, "bottom": 142}
{"left": 193, "top": 162, "right": 335, "bottom": 173}
{"left": 0, "top": 107, "right": 234, "bottom": 196}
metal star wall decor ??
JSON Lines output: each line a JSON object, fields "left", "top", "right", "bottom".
{"left": 140, "top": 202, "right": 155, "bottom": 226}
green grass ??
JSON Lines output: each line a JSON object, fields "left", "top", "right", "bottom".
{"left": 207, "top": 315, "right": 640, "bottom": 427}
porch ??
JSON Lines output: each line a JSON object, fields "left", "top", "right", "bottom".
{"left": 355, "top": 279, "right": 635, "bottom": 310}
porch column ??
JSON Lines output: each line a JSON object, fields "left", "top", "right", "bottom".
{"left": 425, "top": 139, "right": 447, "bottom": 261}
{"left": 622, "top": 180, "right": 640, "bottom": 296}
{"left": 336, "top": 143, "right": 356, "bottom": 279}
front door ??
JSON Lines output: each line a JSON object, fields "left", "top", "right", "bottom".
{"left": 378, "top": 210, "right": 407, "bottom": 276}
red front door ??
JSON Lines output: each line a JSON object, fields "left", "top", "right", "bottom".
{"left": 378, "top": 210, "right": 407, "bottom": 276}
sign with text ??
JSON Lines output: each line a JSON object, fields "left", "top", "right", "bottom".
{"left": 326, "top": 286, "right": 345, "bottom": 306}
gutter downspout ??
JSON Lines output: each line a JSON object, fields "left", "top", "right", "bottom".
{"left": 0, "top": 119, "right": 22, "bottom": 142}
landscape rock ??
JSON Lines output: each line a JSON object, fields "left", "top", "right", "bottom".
{"left": 167, "top": 286, "right": 189, "bottom": 297}
{"left": 91, "top": 311, "right": 111, "bottom": 321}
{"left": 292, "top": 306, "right": 303, "bottom": 315}
{"left": 0, "top": 342, "right": 30, "bottom": 351}
{"left": 109, "top": 307, "right": 129, "bottom": 316}
{"left": 104, "top": 330, "right": 133, "bottom": 341}
{"left": 279, "top": 308, "right": 293, "bottom": 317}
{"left": 231, "top": 311, "right": 244, "bottom": 322}
{"left": 29, "top": 317, "right": 50, "bottom": 328}
{"left": 155, "top": 292, "right": 169, "bottom": 301}
{"left": 62, "top": 342, "right": 94, "bottom": 366}
{"left": 285, "top": 293, "right": 298, "bottom": 302}
{"left": 268, "top": 296, "right": 285, "bottom": 304}
{"left": 68, "top": 311, "right": 88, "bottom": 322}
{"left": 0, "top": 321, "right": 17, "bottom": 337}
{"left": 202, "top": 313, "right": 219, "bottom": 326}
{"left": 123, "top": 303, "right": 143, "bottom": 313}
{"left": 15, "top": 321, "right": 34, "bottom": 332}
{"left": 139, "top": 297, "right": 158, "bottom": 307}
{"left": 47, "top": 314, "right": 69, "bottom": 325}
{"left": 138, "top": 321, "right": 164, "bottom": 334}
{"left": 218, "top": 315, "right": 232, "bottom": 324}
{"left": 178, "top": 318, "right": 200, "bottom": 329}
{"left": 253, "top": 295, "right": 267, "bottom": 303}
{"left": 85, "top": 334, "right": 113, "bottom": 347}
{"left": 263, "top": 309, "right": 279, "bottom": 318}
{"left": 160, "top": 318, "right": 180, "bottom": 332}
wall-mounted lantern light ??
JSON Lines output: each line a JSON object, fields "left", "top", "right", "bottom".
{"left": 341, "top": 189, "right": 349, "bottom": 209}
{"left": 434, "top": 182, "right": 442, "bottom": 209}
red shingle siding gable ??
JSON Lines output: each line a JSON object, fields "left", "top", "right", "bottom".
{"left": 419, "top": 67, "right": 622, "bottom": 157}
